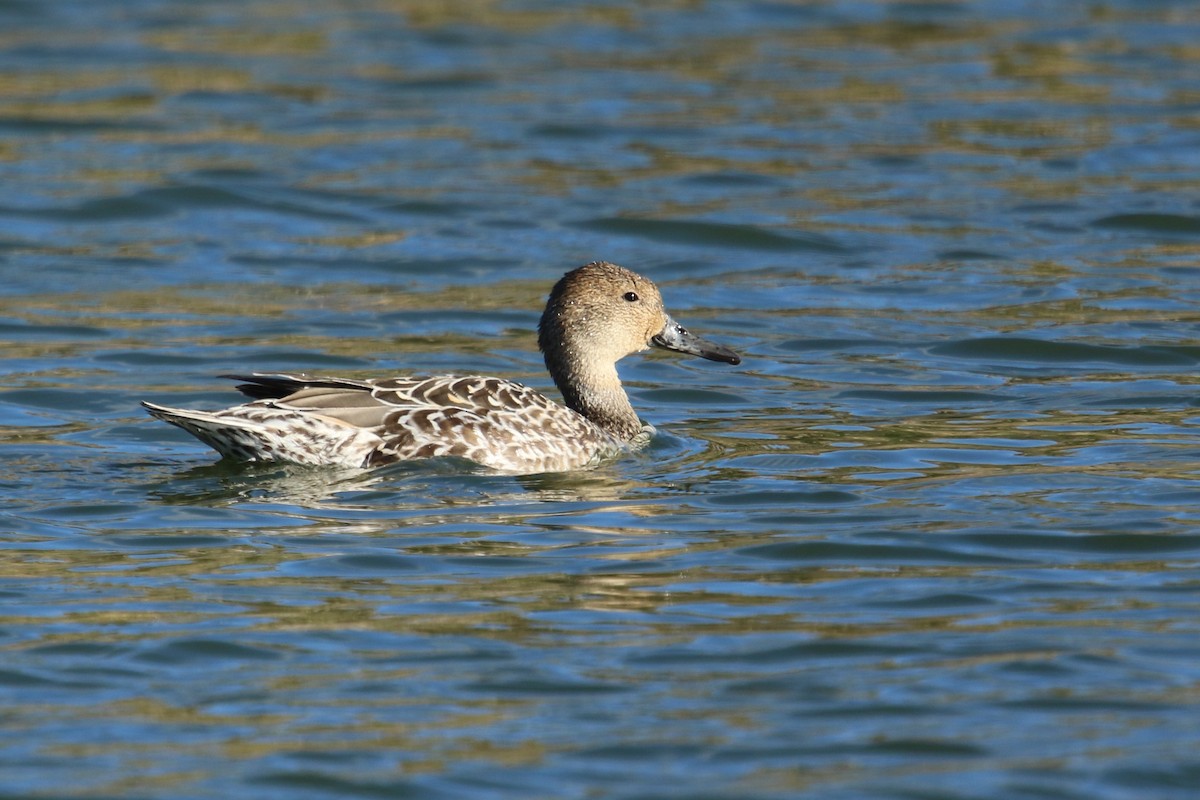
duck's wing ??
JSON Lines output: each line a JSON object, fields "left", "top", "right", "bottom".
{"left": 224, "top": 373, "right": 398, "bottom": 429}
{"left": 225, "top": 372, "right": 562, "bottom": 427}
{"left": 224, "top": 372, "right": 617, "bottom": 472}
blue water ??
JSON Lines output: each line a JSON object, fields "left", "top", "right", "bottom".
{"left": 2, "top": 1, "right": 1200, "bottom": 798}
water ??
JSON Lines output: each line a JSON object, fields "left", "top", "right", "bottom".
{"left": 2, "top": 1, "right": 1199, "bottom": 798}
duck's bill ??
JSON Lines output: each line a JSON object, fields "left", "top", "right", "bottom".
{"left": 652, "top": 316, "right": 741, "bottom": 365}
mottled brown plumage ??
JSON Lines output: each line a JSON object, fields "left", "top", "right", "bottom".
{"left": 142, "top": 262, "right": 740, "bottom": 474}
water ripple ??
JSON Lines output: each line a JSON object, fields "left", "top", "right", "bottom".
{"left": 1, "top": 1, "right": 1199, "bottom": 799}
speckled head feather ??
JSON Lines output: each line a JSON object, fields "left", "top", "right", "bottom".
{"left": 143, "top": 261, "right": 740, "bottom": 475}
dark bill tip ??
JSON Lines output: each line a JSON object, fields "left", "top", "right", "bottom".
{"left": 652, "top": 316, "right": 741, "bottom": 365}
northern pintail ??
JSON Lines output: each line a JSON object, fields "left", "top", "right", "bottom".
{"left": 142, "top": 261, "right": 741, "bottom": 474}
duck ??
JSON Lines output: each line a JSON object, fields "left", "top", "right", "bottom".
{"left": 142, "top": 261, "right": 741, "bottom": 474}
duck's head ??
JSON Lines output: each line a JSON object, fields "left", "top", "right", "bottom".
{"left": 538, "top": 261, "right": 741, "bottom": 369}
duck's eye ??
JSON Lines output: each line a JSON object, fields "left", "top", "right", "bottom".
{"left": 623, "top": 291, "right": 639, "bottom": 302}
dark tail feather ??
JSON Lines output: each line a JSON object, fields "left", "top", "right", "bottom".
{"left": 219, "top": 373, "right": 372, "bottom": 401}
{"left": 220, "top": 374, "right": 301, "bottom": 400}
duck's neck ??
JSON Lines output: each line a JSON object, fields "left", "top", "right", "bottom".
{"left": 547, "top": 354, "right": 643, "bottom": 441}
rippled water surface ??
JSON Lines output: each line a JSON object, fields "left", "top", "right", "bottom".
{"left": 3, "top": 1, "right": 1200, "bottom": 798}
